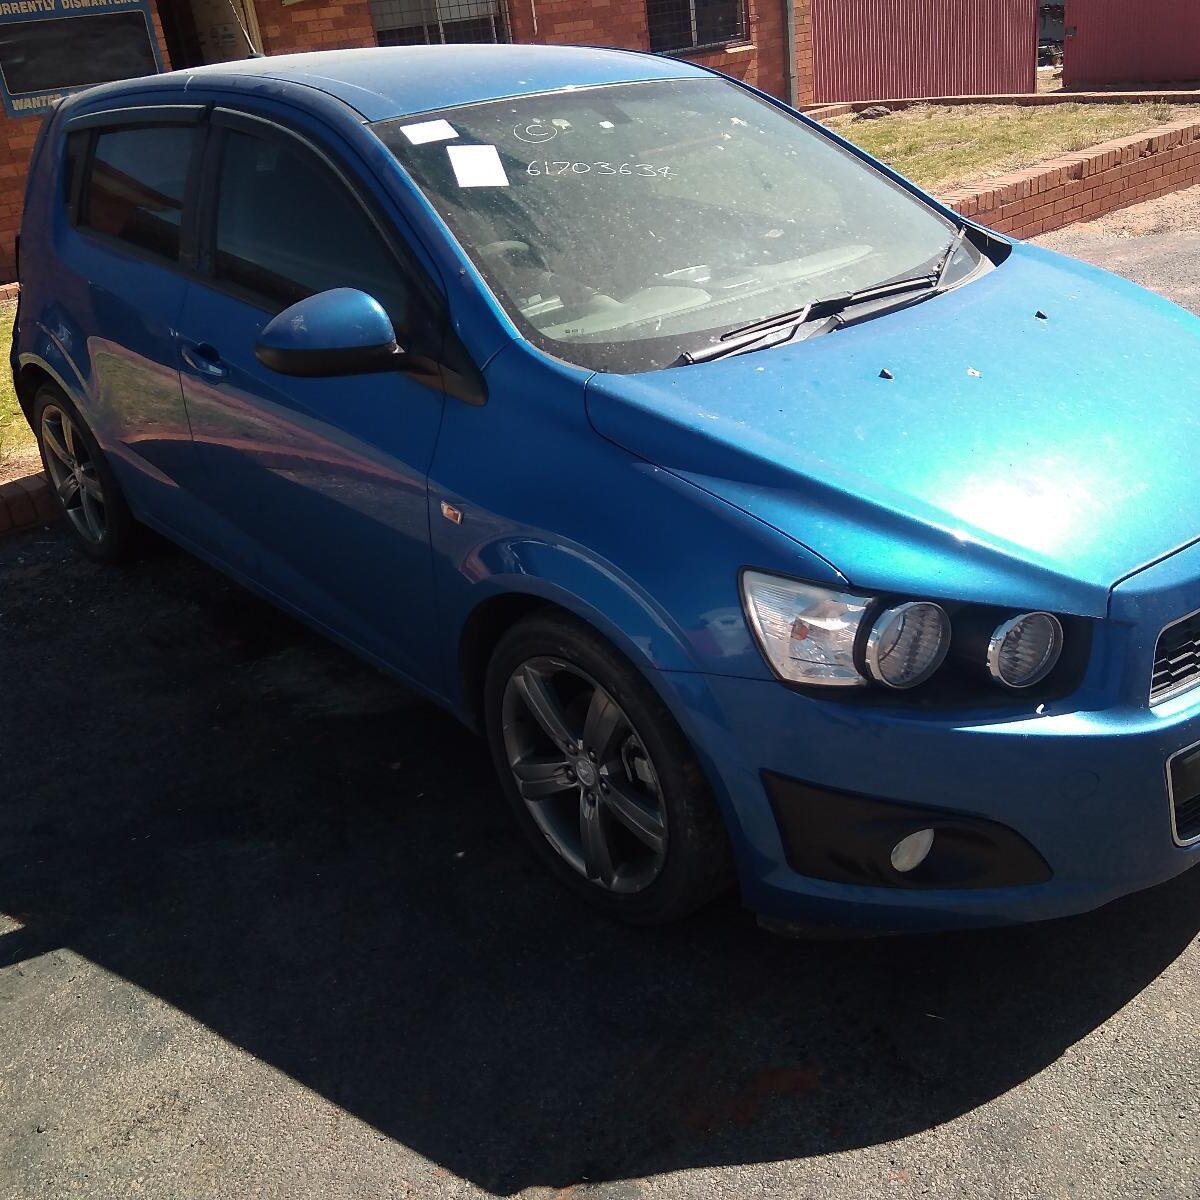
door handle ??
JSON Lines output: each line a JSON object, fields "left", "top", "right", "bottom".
{"left": 181, "top": 341, "right": 228, "bottom": 380}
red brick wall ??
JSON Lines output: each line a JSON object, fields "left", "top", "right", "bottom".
{"left": 508, "top": 0, "right": 811, "bottom": 104}
{"left": 256, "top": 0, "right": 376, "bottom": 55}
{"left": 0, "top": 121, "right": 41, "bottom": 279}
{"left": 509, "top": 0, "right": 643, "bottom": 48}
{"left": 796, "top": 0, "right": 813, "bottom": 104}
{"left": 940, "top": 116, "right": 1200, "bottom": 239}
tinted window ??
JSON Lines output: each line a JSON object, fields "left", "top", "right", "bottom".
{"left": 81, "top": 125, "right": 193, "bottom": 261}
{"left": 213, "top": 129, "right": 412, "bottom": 330}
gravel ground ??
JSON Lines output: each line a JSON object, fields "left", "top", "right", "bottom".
{"left": 1037, "top": 183, "right": 1200, "bottom": 312}
{"left": 3, "top": 193, "right": 1200, "bottom": 1200}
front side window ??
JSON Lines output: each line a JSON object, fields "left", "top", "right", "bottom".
{"left": 376, "top": 78, "right": 977, "bottom": 372}
{"left": 212, "top": 128, "right": 417, "bottom": 335}
{"left": 646, "top": 0, "right": 746, "bottom": 52}
{"left": 80, "top": 125, "right": 193, "bottom": 261}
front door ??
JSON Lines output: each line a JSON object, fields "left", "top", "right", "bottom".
{"left": 175, "top": 110, "right": 448, "bottom": 683}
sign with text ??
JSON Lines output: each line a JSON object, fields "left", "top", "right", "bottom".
{"left": 0, "top": 0, "right": 163, "bottom": 118}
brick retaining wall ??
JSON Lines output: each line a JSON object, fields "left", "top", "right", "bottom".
{"left": 939, "top": 116, "right": 1200, "bottom": 239}
{"left": 0, "top": 473, "right": 53, "bottom": 535}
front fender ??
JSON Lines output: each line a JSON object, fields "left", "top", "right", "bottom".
{"left": 429, "top": 341, "right": 842, "bottom": 715}
{"left": 461, "top": 534, "right": 702, "bottom": 674}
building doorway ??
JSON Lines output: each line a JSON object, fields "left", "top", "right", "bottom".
{"left": 157, "top": 0, "right": 261, "bottom": 69}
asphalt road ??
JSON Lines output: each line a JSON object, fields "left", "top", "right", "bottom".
{"left": 3, "top": 196, "right": 1200, "bottom": 1200}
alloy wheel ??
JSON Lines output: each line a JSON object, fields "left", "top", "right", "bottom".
{"left": 501, "top": 657, "right": 668, "bottom": 893}
{"left": 40, "top": 404, "right": 107, "bottom": 545}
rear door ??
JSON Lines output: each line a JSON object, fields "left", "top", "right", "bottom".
{"left": 174, "top": 107, "right": 449, "bottom": 683}
{"left": 55, "top": 106, "right": 203, "bottom": 529}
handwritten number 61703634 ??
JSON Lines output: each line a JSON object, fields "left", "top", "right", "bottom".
{"left": 526, "top": 161, "right": 674, "bottom": 179}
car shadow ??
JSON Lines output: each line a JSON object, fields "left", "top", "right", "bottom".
{"left": 3, "top": 529, "right": 1198, "bottom": 1194}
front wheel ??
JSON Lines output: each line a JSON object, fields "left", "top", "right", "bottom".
{"left": 484, "top": 612, "right": 733, "bottom": 924}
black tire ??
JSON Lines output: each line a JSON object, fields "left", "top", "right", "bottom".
{"left": 484, "top": 610, "right": 734, "bottom": 924}
{"left": 32, "top": 383, "right": 139, "bottom": 563}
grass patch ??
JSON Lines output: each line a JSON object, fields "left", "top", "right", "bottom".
{"left": 827, "top": 102, "right": 1200, "bottom": 191}
{"left": 0, "top": 299, "right": 32, "bottom": 472}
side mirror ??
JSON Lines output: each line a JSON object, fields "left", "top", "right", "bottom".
{"left": 255, "top": 288, "right": 403, "bottom": 377}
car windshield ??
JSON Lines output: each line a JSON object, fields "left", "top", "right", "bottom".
{"left": 375, "top": 77, "right": 977, "bottom": 373}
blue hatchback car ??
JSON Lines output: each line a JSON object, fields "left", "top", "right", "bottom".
{"left": 14, "top": 45, "right": 1200, "bottom": 933}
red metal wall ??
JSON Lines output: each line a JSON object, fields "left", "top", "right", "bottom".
{"left": 810, "top": 0, "right": 1037, "bottom": 103}
{"left": 1063, "top": 0, "right": 1200, "bottom": 89}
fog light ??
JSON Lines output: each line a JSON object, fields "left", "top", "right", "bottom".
{"left": 987, "top": 612, "right": 1063, "bottom": 688}
{"left": 890, "top": 828, "right": 935, "bottom": 873}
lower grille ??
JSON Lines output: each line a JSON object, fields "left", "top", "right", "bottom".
{"left": 1167, "top": 743, "right": 1200, "bottom": 845}
{"left": 1176, "top": 793, "right": 1200, "bottom": 843}
{"left": 1151, "top": 610, "right": 1200, "bottom": 704}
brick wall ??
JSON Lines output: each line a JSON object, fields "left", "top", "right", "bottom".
{"left": 508, "top": 0, "right": 811, "bottom": 104}
{"left": 255, "top": 0, "right": 376, "bottom": 55}
{"left": 0, "top": 120, "right": 41, "bottom": 280}
{"left": 940, "top": 116, "right": 1200, "bottom": 240}
{"left": 796, "top": 0, "right": 813, "bottom": 104}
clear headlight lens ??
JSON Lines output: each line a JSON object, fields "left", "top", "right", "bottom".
{"left": 864, "top": 601, "right": 952, "bottom": 689}
{"left": 740, "top": 571, "right": 872, "bottom": 687}
{"left": 741, "top": 572, "right": 1063, "bottom": 694}
{"left": 987, "top": 612, "right": 1063, "bottom": 688}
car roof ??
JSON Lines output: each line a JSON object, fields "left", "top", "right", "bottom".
{"left": 150, "top": 45, "right": 709, "bottom": 123}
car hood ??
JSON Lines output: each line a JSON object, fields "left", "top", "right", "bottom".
{"left": 585, "top": 243, "right": 1200, "bottom": 618}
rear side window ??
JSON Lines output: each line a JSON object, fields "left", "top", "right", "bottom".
{"left": 80, "top": 126, "right": 194, "bottom": 261}
{"left": 212, "top": 128, "right": 413, "bottom": 330}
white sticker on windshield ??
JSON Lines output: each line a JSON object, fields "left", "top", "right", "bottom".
{"left": 448, "top": 144, "right": 510, "bottom": 188}
{"left": 400, "top": 119, "right": 459, "bottom": 145}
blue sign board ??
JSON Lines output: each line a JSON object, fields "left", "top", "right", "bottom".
{"left": 0, "top": 0, "right": 164, "bottom": 118}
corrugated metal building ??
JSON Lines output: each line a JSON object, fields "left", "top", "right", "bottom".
{"left": 1063, "top": 0, "right": 1200, "bottom": 89}
{"left": 809, "top": 0, "right": 1037, "bottom": 102}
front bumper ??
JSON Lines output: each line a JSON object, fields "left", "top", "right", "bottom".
{"left": 659, "top": 541, "right": 1200, "bottom": 933}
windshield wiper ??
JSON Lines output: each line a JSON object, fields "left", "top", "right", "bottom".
{"left": 933, "top": 224, "right": 969, "bottom": 291}
{"left": 674, "top": 276, "right": 935, "bottom": 366}
{"left": 673, "top": 306, "right": 829, "bottom": 365}
{"left": 673, "top": 225, "right": 974, "bottom": 367}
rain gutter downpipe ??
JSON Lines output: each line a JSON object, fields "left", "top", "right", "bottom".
{"left": 783, "top": 0, "right": 798, "bottom": 107}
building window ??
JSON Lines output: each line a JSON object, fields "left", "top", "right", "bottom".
{"left": 646, "top": 0, "right": 747, "bottom": 52}
{"left": 368, "top": 0, "right": 509, "bottom": 46}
